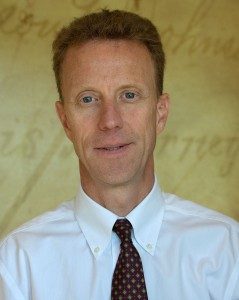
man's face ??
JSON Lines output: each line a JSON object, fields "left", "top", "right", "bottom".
{"left": 56, "top": 40, "right": 169, "bottom": 188}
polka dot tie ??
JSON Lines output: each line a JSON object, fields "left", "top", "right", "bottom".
{"left": 111, "top": 219, "right": 148, "bottom": 300}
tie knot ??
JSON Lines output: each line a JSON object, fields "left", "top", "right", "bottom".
{"left": 113, "top": 219, "right": 132, "bottom": 242}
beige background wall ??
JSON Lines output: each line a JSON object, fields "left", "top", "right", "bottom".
{"left": 0, "top": 0, "right": 238, "bottom": 238}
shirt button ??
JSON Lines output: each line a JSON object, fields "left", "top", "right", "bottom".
{"left": 94, "top": 246, "right": 100, "bottom": 253}
{"left": 146, "top": 243, "right": 152, "bottom": 250}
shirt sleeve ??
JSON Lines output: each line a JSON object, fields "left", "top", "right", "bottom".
{"left": 0, "top": 260, "right": 25, "bottom": 300}
{"left": 230, "top": 256, "right": 239, "bottom": 300}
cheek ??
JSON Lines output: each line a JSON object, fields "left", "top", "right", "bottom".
{"left": 67, "top": 114, "right": 90, "bottom": 147}
{"left": 143, "top": 108, "right": 158, "bottom": 142}
{"left": 138, "top": 105, "right": 157, "bottom": 130}
{"left": 130, "top": 108, "right": 157, "bottom": 145}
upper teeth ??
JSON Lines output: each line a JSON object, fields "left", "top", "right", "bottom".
{"left": 105, "top": 146, "right": 121, "bottom": 150}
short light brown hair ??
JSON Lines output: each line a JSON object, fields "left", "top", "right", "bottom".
{"left": 52, "top": 9, "right": 165, "bottom": 100}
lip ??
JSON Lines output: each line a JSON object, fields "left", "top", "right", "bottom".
{"left": 94, "top": 143, "right": 132, "bottom": 156}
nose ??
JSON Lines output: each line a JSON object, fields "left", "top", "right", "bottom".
{"left": 98, "top": 102, "right": 123, "bottom": 131}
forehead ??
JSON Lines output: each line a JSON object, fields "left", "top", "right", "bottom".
{"left": 63, "top": 38, "right": 154, "bottom": 65}
{"left": 61, "top": 39, "right": 156, "bottom": 95}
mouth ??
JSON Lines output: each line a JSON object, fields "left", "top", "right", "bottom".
{"left": 98, "top": 145, "right": 126, "bottom": 151}
{"left": 95, "top": 143, "right": 132, "bottom": 154}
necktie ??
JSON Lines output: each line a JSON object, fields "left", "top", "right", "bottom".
{"left": 111, "top": 219, "right": 148, "bottom": 300}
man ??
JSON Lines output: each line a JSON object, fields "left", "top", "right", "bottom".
{"left": 0, "top": 9, "right": 238, "bottom": 300}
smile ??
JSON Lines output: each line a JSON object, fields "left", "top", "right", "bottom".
{"left": 102, "top": 145, "right": 125, "bottom": 151}
{"left": 95, "top": 143, "right": 132, "bottom": 155}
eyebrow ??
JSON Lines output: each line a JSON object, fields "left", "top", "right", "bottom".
{"left": 116, "top": 84, "right": 143, "bottom": 90}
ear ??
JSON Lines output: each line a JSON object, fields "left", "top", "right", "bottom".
{"left": 55, "top": 100, "right": 73, "bottom": 141}
{"left": 156, "top": 93, "right": 170, "bottom": 135}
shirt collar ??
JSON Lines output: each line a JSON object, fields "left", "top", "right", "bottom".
{"left": 74, "top": 186, "right": 118, "bottom": 258}
{"left": 126, "top": 179, "right": 165, "bottom": 255}
{"left": 74, "top": 177, "right": 165, "bottom": 258}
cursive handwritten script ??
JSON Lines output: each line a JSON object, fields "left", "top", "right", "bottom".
{"left": 161, "top": 0, "right": 238, "bottom": 59}
{"left": 156, "top": 134, "right": 239, "bottom": 177}
{"left": 1, "top": 128, "right": 237, "bottom": 177}
{"left": 0, "top": 4, "right": 61, "bottom": 39}
{"left": 0, "top": 0, "right": 238, "bottom": 59}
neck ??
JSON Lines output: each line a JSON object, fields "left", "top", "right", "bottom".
{"left": 80, "top": 169, "right": 155, "bottom": 216}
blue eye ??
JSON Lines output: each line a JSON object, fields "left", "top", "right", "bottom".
{"left": 82, "top": 96, "right": 94, "bottom": 103}
{"left": 124, "top": 92, "right": 136, "bottom": 99}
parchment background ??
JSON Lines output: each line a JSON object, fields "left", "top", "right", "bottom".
{"left": 0, "top": 0, "right": 238, "bottom": 238}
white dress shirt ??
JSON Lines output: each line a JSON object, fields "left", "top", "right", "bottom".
{"left": 0, "top": 180, "right": 239, "bottom": 300}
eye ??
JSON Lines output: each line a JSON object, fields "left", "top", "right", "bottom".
{"left": 124, "top": 92, "right": 136, "bottom": 100}
{"left": 81, "top": 96, "right": 95, "bottom": 104}
{"left": 120, "top": 90, "right": 141, "bottom": 103}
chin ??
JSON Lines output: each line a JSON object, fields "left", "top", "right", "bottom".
{"left": 80, "top": 156, "right": 147, "bottom": 188}
{"left": 94, "top": 167, "right": 139, "bottom": 187}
